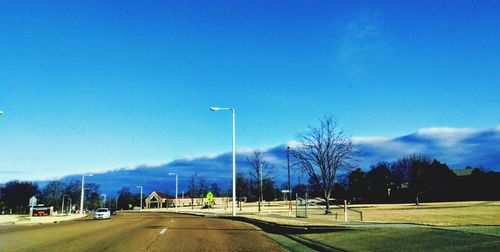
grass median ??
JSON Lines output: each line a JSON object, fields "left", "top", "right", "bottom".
{"left": 297, "top": 227, "right": 500, "bottom": 251}
{"left": 255, "top": 201, "right": 500, "bottom": 251}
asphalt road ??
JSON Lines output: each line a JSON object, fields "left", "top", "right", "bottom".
{"left": 0, "top": 212, "right": 285, "bottom": 252}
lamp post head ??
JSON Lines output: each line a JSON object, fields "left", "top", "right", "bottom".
{"left": 136, "top": 185, "right": 142, "bottom": 188}
{"left": 0, "top": 111, "right": 3, "bottom": 116}
{"left": 168, "top": 172, "right": 176, "bottom": 176}
{"left": 210, "top": 106, "right": 233, "bottom": 112}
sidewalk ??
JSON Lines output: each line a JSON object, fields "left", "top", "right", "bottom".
{"left": 0, "top": 214, "right": 86, "bottom": 225}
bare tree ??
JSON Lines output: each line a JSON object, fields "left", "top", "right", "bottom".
{"left": 246, "top": 151, "right": 272, "bottom": 212}
{"left": 198, "top": 176, "right": 208, "bottom": 205}
{"left": 292, "top": 116, "right": 355, "bottom": 214}
{"left": 188, "top": 172, "right": 198, "bottom": 209}
{"left": 236, "top": 173, "right": 249, "bottom": 211}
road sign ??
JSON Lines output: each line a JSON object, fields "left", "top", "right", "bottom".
{"left": 206, "top": 192, "right": 214, "bottom": 203}
{"left": 29, "top": 196, "right": 37, "bottom": 207}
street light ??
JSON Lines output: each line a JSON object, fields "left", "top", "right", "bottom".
{"left": 101, "top": 194, "right": 107, "bottom": 207}
{"left": 136, "top": 186, "right": 143, "bottom": 210}
{"left": 62, "top": 194, "right": 68, "bottom": 215}
{"left": 210, "top": 106, "right": 236, "bottom": 217}
{"left": 168, "top": 173, "right": 178, "bottom": 212}
{"left": 68, "top": 198, "right": 72, "bottom": 214}
{"left": 80, "top": 174, "right": 93, "bottom": 216}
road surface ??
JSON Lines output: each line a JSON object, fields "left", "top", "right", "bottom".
{"left": 0, "top": 212, "right": 285, "bottom": 251}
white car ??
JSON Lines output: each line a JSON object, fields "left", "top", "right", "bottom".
{"left": 93, "top": 208, "right": 111, "bottom": 220}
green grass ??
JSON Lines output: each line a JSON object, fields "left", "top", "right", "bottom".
{"left": 299, "top": 227, "right": 500, "bottom": 251}
{"left": 316, "top": 201, "right": 500, "bottom": 226}
{"left": 439, "top": 226, "right": 500, "bottom": 237}
{"left": 262, "top": 232, "right": 313, "bottom": 252}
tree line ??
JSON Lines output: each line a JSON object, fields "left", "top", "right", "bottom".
{"left": 0, "top": 179, "right": 101, "bottom": 214}
{"left": 340, "top": 155, "right": 500, "bottom": 204}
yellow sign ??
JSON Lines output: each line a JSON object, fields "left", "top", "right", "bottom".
{"left": 206, "top": 192, "right": 214, "bottom": 203}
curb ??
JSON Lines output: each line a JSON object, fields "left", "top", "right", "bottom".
{"left": 217, "top": 215, "right": 352, "bottom": 234}
{"left": 171, "top": 210, "right": 352, "bottom": 232}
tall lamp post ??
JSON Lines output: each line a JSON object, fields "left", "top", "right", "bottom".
{"left": 68, "top": 198, "right": 72, "bottom": 214}
{"left": 168, "top": 173, "right": 178, "bottom": 212}
{"left": 210, "top": 106, "right": 236, "bottom": 217}
{"left": 80, "top": 174, "right": 93, "bottom": 216}
{"left": 136, "top": 186, "right": 143, "bottom": 210}
{"left": 62, "top": 194, "right": 68, "bottom": 215}
{"left": 101, "top": 194, "right": 107, "bottom": 207}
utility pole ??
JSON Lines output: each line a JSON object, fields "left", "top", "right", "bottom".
{"left": 80, "top": 174, "right": 93, "bottom": 215}
{"left": 136, "top": 186, "right": 143, "bottom": 210}
{"left": 287, "top": 146, "right": 292, "bottom": 217}
{"left": 259, "top": 163, "right": 263, "bottom": 212}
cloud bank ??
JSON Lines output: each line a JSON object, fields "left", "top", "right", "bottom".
{"left": 40, "top": 126, "right": 499, "bottom": 197}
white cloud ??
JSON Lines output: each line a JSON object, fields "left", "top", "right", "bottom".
{"left": 416, "top": 127, "right": 476, "bottom": 137}
{"left": 416, "top": 127, "right": 478, "bottom": 147}
{"left": 286, "top": 140, "right": 302, "bottom": 149}
{"left": 262, "top": 155, "right": 282, "bottom": 165}
{"left": 123, "top": 162, "right": 167, "bottom": 170}
{"left": 351, "top": 136, "right": 390, "bottom": 144}
{"left": 180, "top": 153, "right": 220, "bottom": 161}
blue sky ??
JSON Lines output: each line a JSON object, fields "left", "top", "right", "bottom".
{"left": 0, "top": 1, "right": 499, "bottom": 182}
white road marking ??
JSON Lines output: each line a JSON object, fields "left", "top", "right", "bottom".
{"left": 159, "top": 228, "right": 167, "bottom": 235}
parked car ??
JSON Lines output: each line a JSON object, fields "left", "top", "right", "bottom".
{"left": 93, "top": 208, "right": 111, "bottom": 220}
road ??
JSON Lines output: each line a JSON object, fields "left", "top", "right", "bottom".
{"left": 0, "top": 212, "right": 285, "bottom": 252}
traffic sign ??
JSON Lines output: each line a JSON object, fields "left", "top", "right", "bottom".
{"left": 206, "top": 192, "right": 214, "bottom": 203}
{"left": 29, "top": 196, "right": 37, "bottom": 207}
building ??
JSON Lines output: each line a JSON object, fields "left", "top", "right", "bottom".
{"left": 144, "top": 190, "right": 233, "bottom": 209}
{"left": 145, "top": 191, "right": 169, "bottom": 209}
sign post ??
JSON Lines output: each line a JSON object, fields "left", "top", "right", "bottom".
{"left": 206, "top": 192, "right": 214, "bottom": 209}
{"left": 29, "top": 196, "right": 37, "bottom": 207}
{"left": 29, "top": 196, "right": 37, "bottom": 217}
